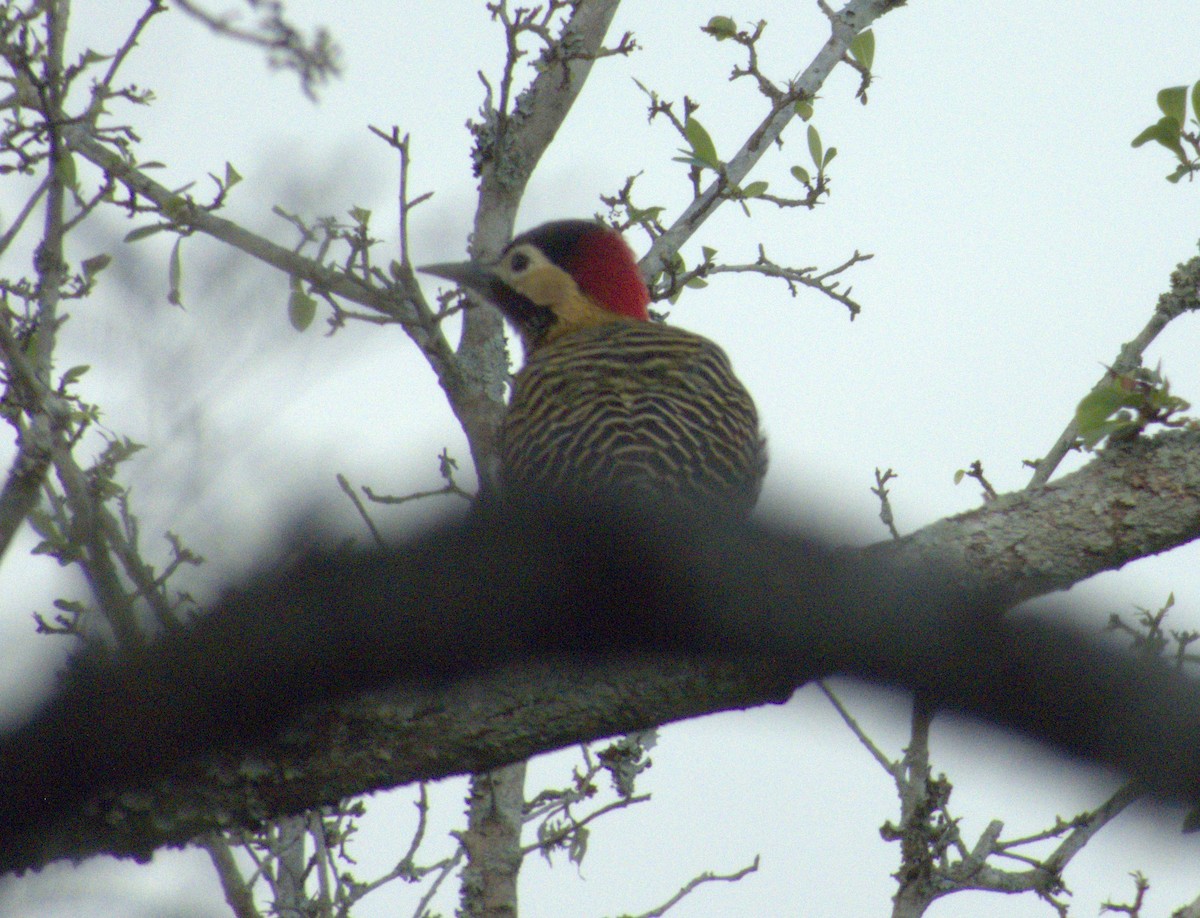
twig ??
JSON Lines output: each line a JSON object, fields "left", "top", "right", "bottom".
{"left": 871, "top": 467, "right": 900, "bottom": 539}
{"left": 817, "top": 680, "right": 896, "bottom": 774}
{"left": 622, "top": 856, "right": 760, "bottom": 918}
{"left": 1025, "top": 254, "right": 1200, "bottom": 487}
{"left": 641, "top": 0, "right": 905, "bottom": 279}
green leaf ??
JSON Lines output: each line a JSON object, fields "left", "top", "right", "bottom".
{"left": 27, "top": 509, "right": 55, "bottom": 540}
{"left": 628, "top": 204, "right": 665, "bottom": 223}
{"left": 1080, "top": 414, "right": 1136, "bottom": 449}
{"left": 31, "top": 539, "right": 61, "bottom": 558}
{"left": 791, "top": 164, "right": 811, "bottom": 185}
{"left": 1130, "top": 124, "right": 1159, "bottom": 148}
{"left": 167, "top": 238, "right": 183, "bottom": 307}
{"left": 124, "top": 224, "right": 162, "bottom": 243}
{"left": 742, "top": 180, "right": 768, "bottom": 197}
{"left": 349, "top": 206, "right": 371, "bottom": 226}
{"left": 1193, "top": 80, "right": 1200, "bottom": 126}
{"left": 289, "top": 288, "right": 317, "bottom": 332}
{"left": 953, "top": 469, "right": 965, "bottom": 485}
{"left": 794, "top": 100, "right": 813, "bottom": 121}
{"left": 1075, "top": 385, "right": 1133, "bottom": 445}
{"left": 1131, "top": 117, "right": 1185, "bottom": 157}
{"left": 81, "top": 254, "right": 111, "bottom": 278}
{"left": 704, "top": 15, "right": 737, "bottom": 40}
{"left": 849, "top": 30, "right": 875, "bottom": 71}
{"left": 1156, "top": 85, "right": 1188, "bottom": 126}
{"left": 823, "top": 146, "right": 838, "bottom": 168}
{"left": 700, "top": 246, "right": 717, "bottom": 262}
{"left": 807, "top": 124, "right": 823, "bottom": 168}
{"left": 684, "top": 118, "right": 720, "bottom": 169}
{"left": 224, "top": 162, "right": 242, "bottom": 189}
{"left": 60, "top": 364, "right": 90, "bottom": 387}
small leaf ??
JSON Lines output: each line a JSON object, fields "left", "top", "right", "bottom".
{"left": 289, "top": 288, "right": 317, "bottom": 332}
{"left": 1131, "top": 117, "right": 1185, "bottom": 158}
{"left": 1193, "top": 80, "right": 1200, "bottom": 125}
{"left": 685, "top": 277, "right": 708, "bottom": 289}
{"left": 1076, "top": 385, "right": 1126, "bottom": 424}
{"left": 807, "top": 124, "right": 823, "bottom": 168}
{"left": 700, "top": 246, "right": 717, "bottom": 262}
{"left": 60, "top": 364, "right": 90, "bottom": 387}
{"left": 823, "top": 146, "right": 838, "bottom": 168}
{"left": 167, "top": 238, "right": 183, "bottom": 307}
{"left": 81, "top": 254, "right": 111, "bottom": 278}
{"left": 1156, "top": 85, "right": 1188, "bottom": 126}
{"left": 27, "top": 509, "right": 55, "bottom": 539}
{"left": 742, "top": 180, "right": 768, "bottom": 197}
{"left": 704, "top": 15, "right": 737, "bottom": 40}
{"left": 953, "top": 469, "right": 965, "bottom": 485}
{"left": 791, "top": 164, "right": 811, "bottom": 184}
{"left": 349, "top": 206, "right": 371, "bottom": 226}
{"left": 224, "top": 162, "right": 242, "bottom": 189}
{"left": 1131, "top": 123, "right": 1160, "bottom": 148}
{"left": 31, "top": 539, "right": 61, "bottom": 558}
{"left": 794, "top": 100, "right": 813, "bottom": 121}
{"left": 628, "top": 204, "right": 664, "bottom": 223}
{"left": 124, "top": 225, "right": 162, "bottom": 243}
{"left": 849, "top": 30, "right": 875, "bottom": 71}
{"left": 1075, "top": 385, "right": 1134, "bottom": 446}
{"left": 684, "top": 117, "right": 720, "bottom": 169}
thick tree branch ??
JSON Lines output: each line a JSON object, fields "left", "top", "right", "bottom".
{"left": 461, "top": 0, "right": 625, "bottom": 486}
{"left": 869, "top": 428, "right": 1200, "bottom": 605}
{"left": 2, "top": 428, "right": 1200, "bottom": 872}
{"left": 454, "top": 7, "right": 627, "bottom": 912}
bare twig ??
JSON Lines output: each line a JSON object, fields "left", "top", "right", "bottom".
{"left": 872, "top": 468, "right": 900, "bottom": 539}
{"left": 172, "top": 0, "right": 340, "bottom": 98}
{"left": 623, "top": 856, "right": 760, "bottom": 918}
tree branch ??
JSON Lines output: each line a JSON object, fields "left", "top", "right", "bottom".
{"left": 2, "top": 429, "right": 1200, "bottom": 872}
{"left": 641, "top": 0, "right": 905, "bottom": 278}
{"left": 1026, "top": 252, "right": 1200, "bottom": 487}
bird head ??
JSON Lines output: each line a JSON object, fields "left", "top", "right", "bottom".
{"left": 420, "top": 220, "right": 651, "bottom": 352}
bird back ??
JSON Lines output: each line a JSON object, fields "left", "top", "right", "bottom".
{"left": 499, "top": 321, "right": 766, "bottom": 515}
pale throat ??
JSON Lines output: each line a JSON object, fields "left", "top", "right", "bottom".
{"left": 521, "top": 268, "right": 639, "bottom": 349}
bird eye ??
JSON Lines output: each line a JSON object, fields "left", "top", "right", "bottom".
{"left": 509, "top": 252, "right": 530, "bottom": 273}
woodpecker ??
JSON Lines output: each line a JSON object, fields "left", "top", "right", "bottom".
{"left": 421, "top": 220, "right": 766, "bottom": 513}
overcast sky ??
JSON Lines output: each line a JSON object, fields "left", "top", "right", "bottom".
{"left": 2, "top": 2, "right": 1200, "bottom": 916}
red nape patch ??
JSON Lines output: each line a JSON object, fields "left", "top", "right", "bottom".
{"left": 568, "top": 228, "right": 651, "bottom": 321}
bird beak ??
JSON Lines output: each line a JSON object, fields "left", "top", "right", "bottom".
{"left": 418, "top": 260, "right": 497, "bottom": 297}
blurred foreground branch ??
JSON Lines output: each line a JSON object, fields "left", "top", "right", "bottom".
{"left": 2, "top": 428, "right": 1200, "bottom": 871}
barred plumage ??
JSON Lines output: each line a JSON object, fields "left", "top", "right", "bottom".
{"left": 499, "top": 321, "right": 765, "bottom": 513}
{"left": 420, "top": 219, "right": 767, "bottom": 513}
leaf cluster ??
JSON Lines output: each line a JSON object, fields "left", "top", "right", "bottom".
{"left": 1074, "top": 363, "right": 1192, "bottom": 449}
{"left": 1131, "top": 81, "right": 1200, "bottom": 182}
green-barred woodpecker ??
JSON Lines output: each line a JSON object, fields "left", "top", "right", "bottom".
{"left": 421, "top": 220, "right": 766, "bottom": 513}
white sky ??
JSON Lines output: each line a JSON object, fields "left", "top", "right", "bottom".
{"left": 2, "top": 1, "right": 1200, "bottom": 916}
